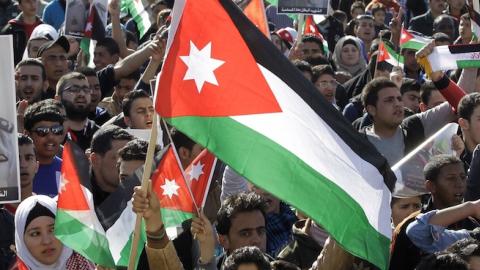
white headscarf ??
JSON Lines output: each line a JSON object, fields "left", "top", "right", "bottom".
{"left": 332, "top": 35, "right": 367, "bottom": 77}
{"left": 14, "top": 195, "right": 73, "bottom": 270}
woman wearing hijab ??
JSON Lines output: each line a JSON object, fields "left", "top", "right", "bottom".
{"left": 332, "top": 36, "right": 367, "bottom": 78}
{"left": 13, "top": 195, "right": 94, "bottom": 269}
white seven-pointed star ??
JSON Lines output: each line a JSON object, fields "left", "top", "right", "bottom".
{"left": 180, "top": 41, "right": 225, "bottom": 93}
{"left": 85, "top": 22, "right": 92, "bottom": 32}
{"left": 59, "top": 175, "right": 69, "bottom": 193}
{"left": 188, "top": 162, "right": 204, "bottom": 181}
{"left": 400, "top": 32, "right": 407, "bottom": 40}
{"left": 161, "top": 179, "right": 180, "bottom": 199}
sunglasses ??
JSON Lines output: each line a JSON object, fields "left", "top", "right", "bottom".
{"left": 32, "top": 125, "right": 64, "bottom": 137}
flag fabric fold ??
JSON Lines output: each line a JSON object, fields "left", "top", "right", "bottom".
{"left": 185, "top": 149, "right": 217, "bottom": 208}
{"left": 399, "top": 28, "right": 431, "bottom": 51}
{"left": 242, "top": 0, "right": 270, "bottom": 38}
{"left": 121, "top": 0, "right": 152, "bottom": 39}
{"left": 377, "top": 40, "right": 404, "bottom": 68}
{"left": 155, "top": 0, "right": 396, "bottom": 269}
{"left": 54, "top": 142, "right": 115, "bottom": 268}
{"left": 419, "top": 44, "right": 480, "bottom": 73}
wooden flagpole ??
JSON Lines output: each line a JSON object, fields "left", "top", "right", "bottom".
{"left": 127, "top": 112, "right": 158, "bottom": 270}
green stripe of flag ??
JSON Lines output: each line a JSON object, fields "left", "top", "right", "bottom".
{"left": 55, "top": 210, "right": 115, "bottom": 268}
{"left": 166, "top": 116, "right": 390, "bottom": 269}
{"left": 161, "top": 208, "right": 195, "bottom": 228}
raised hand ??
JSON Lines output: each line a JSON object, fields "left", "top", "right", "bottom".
{"left": 191, "top": 211, "right": 215, "bottom": 264}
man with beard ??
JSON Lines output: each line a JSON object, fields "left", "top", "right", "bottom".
{"left": 55, "top": 72, "right": 99, "bottom": 151}
{"left": 76, "top": 67, "right": 111, "bottom": 126}
{"left": 15, "top": 58, "right": 48, "bottom": 105}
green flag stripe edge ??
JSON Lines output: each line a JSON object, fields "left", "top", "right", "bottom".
{"left": 117, "top": 224, "right": 146, "bottom": 267}
{"left": 55, "top": 210, "right": 115, "bottom": 268}
{"left": 457, "top": 59, "right": 480, "bottom": 69}
{"left": 161, "top": 208, "right": 194, "bottom": 228}
{"left": 400, "top": 40, "right": 426, "bottom": 51}
{"left": 122, "top": 0, "right": 148, "bottom": 38}
{"left": 166, "top": 116, "right": 390, "bottom": 270}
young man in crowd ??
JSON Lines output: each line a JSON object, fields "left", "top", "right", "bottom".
{"left": 1, "top": 0, "right": 42, "bottom": 65}
{"left": 93, "top": 37, "right": 120, "bottom": 71}
{"left": 89, "top": 125, "right": 133, "bottom": 206}
{"left": 15, "top": 58, "right": 48, "bottom": 105}
{"left": 98, "top": 71, "right": 140, "bottom": 117}
{"left": 122, "top": 90, "right": 155, "bottom": 129}
{"left": 457, "top": 93, "right": 480, "bottom": 169}
{"left": 312, "top": 65, "right": 338, "bottom": 109}
{"left": 17, "top": 134, "right": 37, "bottom": 202}
{"left": 409, "top": 0, "right": 447, "bottom": 36}
{"left": 354, "top": 15, "right": 375, "bottom": 58}
{"left": 117, "top": 138, "right": 160, "bottom": 182}
{"left": 23, "top": 99, "right": 64, "bottom": 197}
{"left": 55, "top": 72, "right": 99, "bottom": 151}
{"left": 37, "top": 35, "right": 70, "bottom": 99}
{"left": 419, "top": 81, "right": 446, "bottom": 112}
{"left": 400, "top": 78, "right": 421, "bottom": 113}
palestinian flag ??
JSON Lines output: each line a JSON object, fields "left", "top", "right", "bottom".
{"left": 377, "top": 40, "right": 404, "bottom": 68}
{"left": 79, "top": 38, "right": 96, "bottom": 68}
{"left": 399, "top": 28, "right": 431, "bottom": 51}
{"left": 55, "top": 142, "right": 115, "bottom": 268}
{"left": 95, "top": 167, "right": 147, "bottom": 267}
{"left": 151, "top": 145, "right": 196, "bottom": 228}
{"left": 303, "top": 15, "right": 329, "bottom": 56}
{"left": 468, "top": 2, "right": 480, "bottom": 40}
{"left": 418, "top": 44, "right": 480, "bottom": 74}
{"left": 121, "top": 0, "right": 152, "bottom": 39}
{"left": 242, "top": 0, "right": 270, "bottom": 38}
{"left": 185, "top": 149, "right": 217, "bottom": 208}
{"left": 155, "top": 0, "right": 395, "bottom": 269}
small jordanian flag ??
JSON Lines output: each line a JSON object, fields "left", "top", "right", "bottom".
{"left": 95, "top": 167, "right": 147, "bottom": 267}
{"left": 121, "top": 0, "right": 152, "bottom": 39}
{"left": 155, "top": 0, "right": 395, "bottom": 269}
{"left": 399, "top": 28, "right": 431, "bottom": 51}
{"left": 418, "top": 43, "right": 480, "bottom": 74}
{"left": 303, "top": 15, "right": 329, "bottom": 56}
{"left": 84, "top": 1, "right": 106, "bottom": 40}
{"left": 185, "top": 149, "right": 217, "bottom": 208}
{"left": 151, "top": 145, "right": 196, "bottom": 228}
{"left": 242, "top": 0, "right": 270, "bottom": 38}
{"left": 55, "top": 142, "right": 115, "bottom": 268}
{"left": 377, "top": 40, "right": 404, "bottom": 68}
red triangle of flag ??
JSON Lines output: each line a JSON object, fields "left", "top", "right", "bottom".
{"left": 376, "top": 42, "right": 390, "bottom": 63}
{"left": 304, "top": 15, "right": 321, "bottom": 38}
{"left": 156, "top": 0, "right": 282, "bottom": 118}
{"left": 151, "top": 146, "right": 196, "bottom": 213}
{"left": 57, "top": 142, "right": 90, "bottom": 211}
{"left": 400, "top": 28, "right": 413, "bottom": 45}
{"left": 185, "top": 149, "right": 217, "bottom": 208}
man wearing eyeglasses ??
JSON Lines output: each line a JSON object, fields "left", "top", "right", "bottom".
{"left": 55, "top": 72, "right": 100, "bottom": 151}
{"left": 312, "top": 65, "right": 339, "bottom": 110}
{"left": 23, "top": 99, "right": 65, "bottom": 197}
{"left": 37, "top": 35, "right": 70, "bottom": 99}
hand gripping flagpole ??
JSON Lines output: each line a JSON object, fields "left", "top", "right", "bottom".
{"left": 127, "top": 112, "right": 158, "bottom": 270}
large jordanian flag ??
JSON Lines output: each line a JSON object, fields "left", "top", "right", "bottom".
{"left": 55, "top": 142, "right": 115, "bottom": 268}
{"left": 155, "top": 0, "right": 396, "bottom": 269}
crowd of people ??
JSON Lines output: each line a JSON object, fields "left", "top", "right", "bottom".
{"left": 1, "top": 0, "right": 480, "bottom": 269}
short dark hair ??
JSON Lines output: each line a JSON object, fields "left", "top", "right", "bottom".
{"left": 96, "top": 37, "right": 120, "bottom": 55}
{"left": 56, "top": 72, "right": 88, "bottom": 96}
{"left": 90, "top": 125, "right": 134, "bottom": 156}
{"left": 223, "top": 246, "right": 271, "bottom": 270}
{"left": 351, "top": 1, "right": 365, "bottom": 13}
{"left": 118, "top": 139, "right": 160, "bottom": 161}
{"left": 116, "top": 70, "right": 141, "bottom": 87}
{"left": 420, "top": 81, "right": 438, "bottom": 105}
{"left": 311, "top": 65, "right": 335, "bottom": 83}
{"left": 370, "top": 3, "right": 387, "bottom": 16}
{"left": 301, "top": 35, "right": 324, "bottom": 54}
{"left": 171, "top": 128, "right": 196, "bottom": 152}
{"left": 458, "top": 93, "right": 480, "bottom": 121}
{"left": 24, "top": 99, "right": 64, "bottom": 131}
{"left": 216, "top": 192, "right": 267, "bottom": 235}
{"left": 76, "top": 66, "right": 97, "bottom": 77}
{"left": 271, "top": 260, "right": 301, "bottom": 270}
{"left": 291, "top": 59, "right": 312, "bottom": 77}
{"left": 424, "top": 155, "right": 463, "bottom": 182}
{"left": 415, "top": 252, "right": 468, "bottom": 270}
{"left": 304, "top": 54, "right": 330, "bottom": 67}
{"left": 432, "top": 32, "right": 451, "bottom": 44}
{"left": 18, "top": 134, "right": 35, "bottom": 155}
{"left": 122, "top": 90, "right": 151, "bottom": 117}
{"left": 400, "top": 78, "right": 421, "bottom": 95}
{"left": 16, "top": 58, "right": 47, "bottom": 81}
{"left": 361, "top": 78, "right": 398, "bottom": 108}
{"left": 125, "top": 30, "right": 138, "bottom": 47}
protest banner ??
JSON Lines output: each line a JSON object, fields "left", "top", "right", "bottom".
{"left": 0, "top": 35, "right": 20, "bottom": 203}
{"left": 392, "top": 123, "right": 459, "bottom": 197}
{"left": 278, "top": 0, "right": 329, "bottom": 14}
